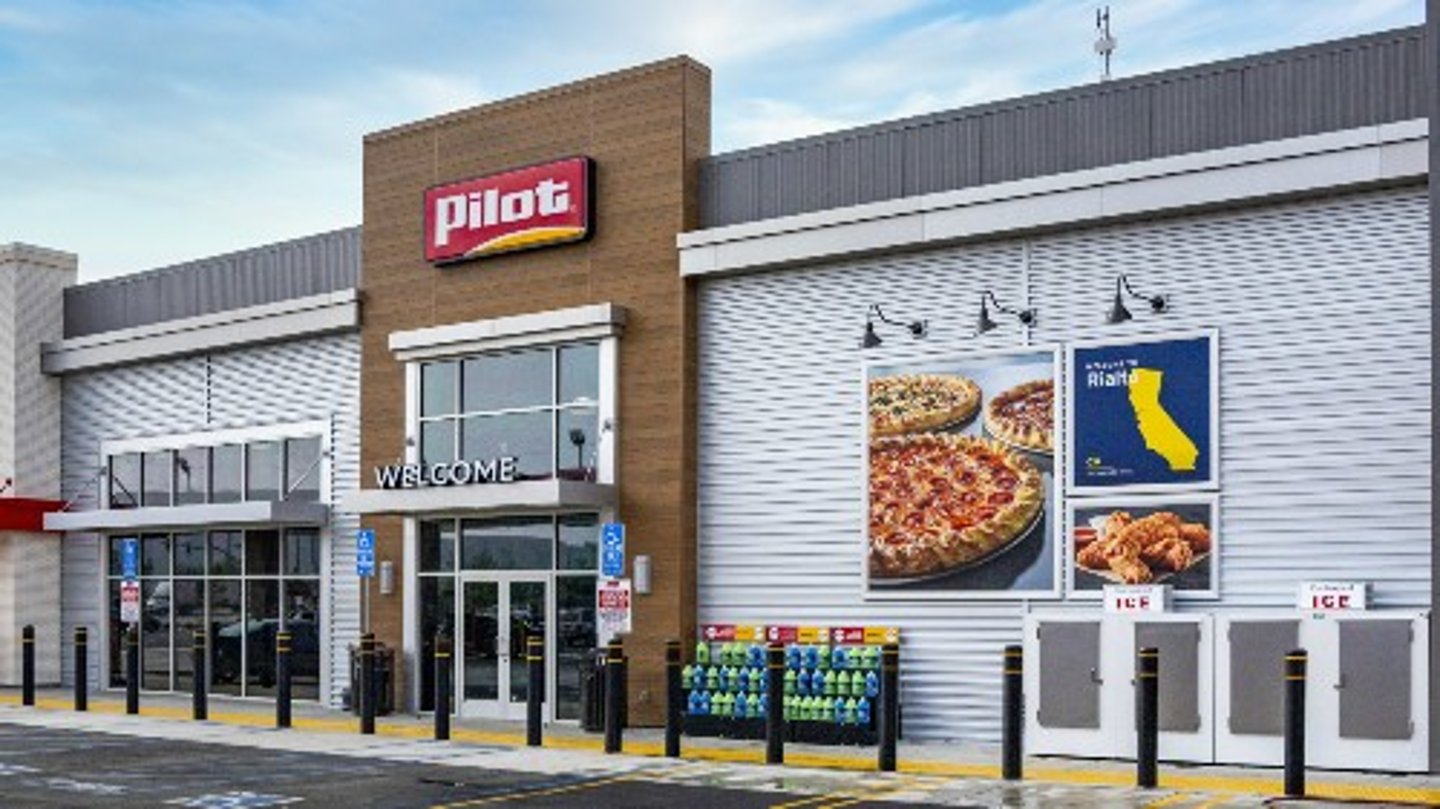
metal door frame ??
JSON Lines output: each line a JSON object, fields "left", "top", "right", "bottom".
{"left": 456, "top": 572, "right": 555, "bottom": 722}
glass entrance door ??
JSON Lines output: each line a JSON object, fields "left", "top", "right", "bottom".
{"left": 459, "top": 575, "right": 550, "bottom": 720}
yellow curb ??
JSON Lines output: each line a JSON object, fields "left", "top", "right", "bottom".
{"left": 3, "top": 695, "right": 1436, "bottom": 805}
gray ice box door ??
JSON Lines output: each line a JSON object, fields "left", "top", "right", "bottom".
{"left": 1338, "top": 619, "right": 1412, "bottom": 740}
{"left": 1228, "top": 620, "right": 1298, "bottom": 735}
{"left": 1037, "top": 621, "right": 1101, "bottom": 729}
{"left": 1135, "top": 622, "right": 1201, "bottom": 733}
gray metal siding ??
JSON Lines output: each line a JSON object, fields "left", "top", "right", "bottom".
{"left": 65, "top": 227, "right": 361, "bottom": 339}
{"left": 58, "top": 333, "right": 361, "bottom": 706}
{"left": 695, "top": 187, "right": 1430, "bottom": 741}
{"left": 701, "top": 27, "right": 1427, "bottom": 228}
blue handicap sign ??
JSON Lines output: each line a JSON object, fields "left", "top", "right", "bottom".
{"left": 600, "top": 523, "right": 624, "bottom": 577}
{"left": 356, "top": 529, "right": 376, "bottom": 577}
{"left": 120, "top": 538, "right": 139, "bottom": 581}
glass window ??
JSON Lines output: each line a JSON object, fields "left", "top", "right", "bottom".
{"left": 211, "top": 444, "right": 243, "bottom": 504}
{"left": 557, "top": 514, "right": 599, "bottom": 571}
{"left": 284, "top": 529, "right": 320, "bottom": 577}
{"left": 462, "top": 349, "right": 551, "bottom": 413}
{"left": 246, "top": 441, "right": 280, "bottom": 502}
{"left": 420, "top": 520, "right": 456, "bottom": 573}
{"left": 141, "top": 580, "right": 171, "bottom": 691}
{"left": 461, "top": 517, "right": 554, "bottom": 570}
{"left": 285, "top": 437, "right": 322, "bottom": 502}
{"left": 172, "top": 580, "right": 203, "bottom": 693}
{"left": 246, "top": 530, "right": 280, "bottom": 576}
{"left": 284, "top": 580, "right": 321, "bottom": 700}
{"left": 245, "top": 580, "right": 280, "bottom": 696}
{"left": 418, "top": 576, "right": 455, "bottom": 712}
{"left": 109, "top": 453, "right": 141, "bottom": 509}
{"left": 422, "top": 361, "right": 459, "bottom": 417}
{"left": 142, "top": 451, "right": 171, "bottom": 507}
{"left": 141, "top": 534, "right": 170, "bottom": 577}
{"left": 208, "top": 531, "right": 242, "bottom": 575}
{"left": 173, "top": 533, "right": 205, "bottom": 576}
{"left": 421, "top": 420, "right": 456, "bottom": 465}
{"left": 108, "top": 526, "right": 323, "bottom": 701}
{"left": 555, "top": 575, "right": 597, "bottom": 721}
{"left": 462, "top": 412, "right": 552, "bottom": 480}
{"left": 557, "top": 408, "right": 599, "bottom": 482}
{"left": 173, "top": 447, "right": 208, "bottom": 506}
{"left": 558, "top": 343, "right": 599, "bottom": 405}
{"left": 208, "top": 579, "right": 242, "bottom": 696}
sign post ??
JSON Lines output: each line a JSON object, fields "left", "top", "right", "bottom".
{"left": 357, "top": 529, "right": 376, "bottom": 634}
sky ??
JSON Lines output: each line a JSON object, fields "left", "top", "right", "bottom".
{"left": 0, "top": 0, "right": 1426, "bottom": 282}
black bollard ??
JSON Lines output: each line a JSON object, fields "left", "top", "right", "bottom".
{"left": 125, "top": 625, "right": 139, "bottom": 715}
{"left": 359, "top": 633, "right": 376, "bottom": 735}
{"left": 1284, "top": 649, "right": 1307, "bottom": 798}
{"left": 527, "top": 636, "right": 544, "bottom": 747}
{"left": 765, "top": 642, "right": 784, "bottom": 765}
{"left": 1002, "top": 644, "right": 1023, "bottom": 781}
{"left": 665, "top": 640, "right": 682, "bottom": 758}
{"left": 603, "top": 640, "right": 624, "bottom": 754}
{"left": 435, "top": 633, "right": 452, "bottom": 741}
{"left": 21, "top": 624, "right": 34, "bottom": 707}
{"left": 879, "top": 643, "right": 899, "bottom": 772}
{"left": 1136, "top": 647, "right": 1159, "bottom": 789}
{"left": 193, "top": 628, "right": 208, "bottom": 720}
{"left": 276, "top": 630, "right": 292, "bottom": 729}
{"left": 73, "top": 626, "right": 87, "bottom": 712}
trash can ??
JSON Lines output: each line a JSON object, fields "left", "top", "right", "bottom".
{"left": 349, "top": 642, "right": 396, "bottom": 716}
{"left": 579, "top": 646, "right": 628, "bottom": 733}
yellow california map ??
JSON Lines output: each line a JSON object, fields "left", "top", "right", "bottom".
{"left": 1127, "top": 368, "right": 1198, "bottom": 471}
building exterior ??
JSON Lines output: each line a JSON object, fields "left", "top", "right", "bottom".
{"left": 0, "top": 21, "right": 1431, "bottom": 772}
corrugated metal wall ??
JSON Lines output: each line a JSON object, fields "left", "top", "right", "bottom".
{"left": 695, "top": 186, "right": 1431, "bottom": 741}
{"left": 701, "top": 27, "right": 1427, "bottom": 228}
{"left": 58, "top": 333, "right": 361, "bottom": 706}
{"left": 64, "top": 227, "right": 361, "bottom": 338}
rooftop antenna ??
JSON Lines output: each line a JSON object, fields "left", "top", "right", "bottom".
{"left": 1094, "top": 6, "right": 1116, "bottom": 81}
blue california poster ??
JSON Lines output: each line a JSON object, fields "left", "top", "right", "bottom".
{"left": 1070, "top": 333, "right": 1216, "bottom": 491}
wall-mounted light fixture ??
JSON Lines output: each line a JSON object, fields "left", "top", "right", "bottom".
{"left": 634, "top": 554, "right": 652, "bottom": 595}
{"left": 1107, "top": 275, "right": 1168, "bottom": 324}
{"left": 861, "top": 304, "right": 927, "bottom": 349}
{"left": 977, "top": 291, "right": 1036, "bottom": 334}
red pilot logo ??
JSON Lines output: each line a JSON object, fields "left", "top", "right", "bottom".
{"left": 423, "top": 157, "right": 593, "bottom": 263}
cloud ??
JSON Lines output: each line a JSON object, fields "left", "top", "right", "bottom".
{"left": 0, "top": 0, "right": 1425, "bottom": 280}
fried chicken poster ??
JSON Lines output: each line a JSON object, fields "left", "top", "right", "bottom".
{"left": 1069, "top": 496, "right": 1217, "bottom": 595}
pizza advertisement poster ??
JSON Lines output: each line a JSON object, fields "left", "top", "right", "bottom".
{"left": 864, "top": 347, "right": 1061, "bottom": 599}
{"left": 1068, "top": 493, "right": 1219, "bottom": 597}
{"left": 1066, "top": 330, "right": 1219, "bottom": 494}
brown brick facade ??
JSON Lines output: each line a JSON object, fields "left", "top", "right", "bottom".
{"left": 360, "top": 58, "right": 709, "bottom": 723}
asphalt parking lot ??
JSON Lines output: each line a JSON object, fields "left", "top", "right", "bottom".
{"left": 0, "top": 722, "right": 939, "bottom": 808}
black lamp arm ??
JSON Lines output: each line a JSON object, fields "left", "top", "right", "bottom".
{"left": 868, "top": 304, "right": 927, "bottom": 336}
{"left": 1117, "top": 275, "right": 1167, "bottom": 309}
{"left": 981, "top": 290, "right": 1037, "bottom": 325}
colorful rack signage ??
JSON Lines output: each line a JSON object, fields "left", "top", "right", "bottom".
{"left": 1068, "top": 331, "right": 1218, "bottom": 493}
{"left": 704, "top": 624, "right": 900, "bottom": 646}
{"left": 424, "top": 156, "right": 594, "bottom": 264}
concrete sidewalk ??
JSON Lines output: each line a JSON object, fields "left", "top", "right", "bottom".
{"left": 2, "top": 688, "right": 1435, "bottom": 806}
